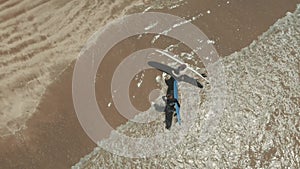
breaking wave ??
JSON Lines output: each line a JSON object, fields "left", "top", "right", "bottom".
{"left": 73, "top": 4, "right": 300, "bottom": 169}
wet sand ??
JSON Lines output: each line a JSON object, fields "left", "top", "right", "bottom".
{"left": 0, "top": 63, "right": 95, "bottom": 169}
{"left": 0, "top": 0, "right": 299, "bottom": 168}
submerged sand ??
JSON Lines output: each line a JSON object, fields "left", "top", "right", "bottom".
{"left": 0, "top": 0, "right": 299, "bottom": 168}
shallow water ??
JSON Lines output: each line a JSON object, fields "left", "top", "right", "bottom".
{"left": 0, "top": 0, "right": 144, "bottom": 136}
{"left": 73, "top": 4, "right": 300, "bottom": 169}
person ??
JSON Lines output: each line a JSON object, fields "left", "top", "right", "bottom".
{"left": 172, "top": 63, "right": 188, "bottom": 78}
{"left": 163, "top": 94, "right": 180, "bottom": 130}
{"left": 171, "top": 63, "right": 206, "bottom": 88}
{"left": 164, "top": 74, "right": 175, "bottom": 96}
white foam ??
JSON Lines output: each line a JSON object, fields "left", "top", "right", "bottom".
{"left": 144, "top": 21, "right": 158, "bottom": 31}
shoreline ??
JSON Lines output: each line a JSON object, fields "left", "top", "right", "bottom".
{"left": 0, "top": 0, "right": 299, "bottom": 168}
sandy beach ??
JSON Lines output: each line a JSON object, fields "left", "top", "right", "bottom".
{"left": 0, "top": 0, "right": 299, "bottom": 168}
